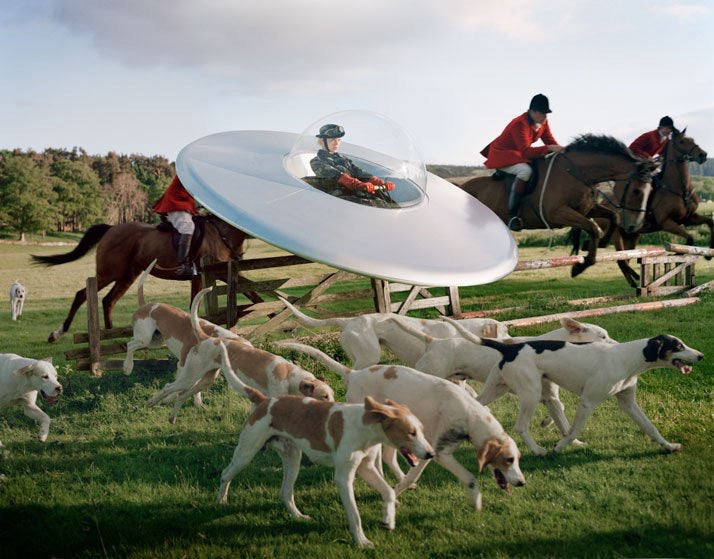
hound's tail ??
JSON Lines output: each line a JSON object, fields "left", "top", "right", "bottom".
{"left": 387, "top": 316, "right": 435, "bottom": 343}
{"left": 218, "top": 341, "right": 267, "bottom": 405}
{"left": 441, "top": 316, "right": 484, "bottom": 346}
{"left": 278, "top": 296, "right": 351, "bottom": 329}
{"left": 190, "top": 287, "right": 213, "bottom": 341}
{"left": 136, "top": 259, "right": 158, "bottom": 308}
{"left": 276, "top": 341, "right": 352, "bottom": 382}
{"left": 31, "top": 224, "right": 112, "bottom": 266}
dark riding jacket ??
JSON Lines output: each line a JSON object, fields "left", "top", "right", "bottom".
{"left": 309, "top": 149, "right": 372, "bottom": 180}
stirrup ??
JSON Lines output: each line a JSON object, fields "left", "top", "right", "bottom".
{"left": 507, "top": 216, "right": 523, "bottom": 231}
{"left": 175, "top": 263, "right": 196, "bottom": 277}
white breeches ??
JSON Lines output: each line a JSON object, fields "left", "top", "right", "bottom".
{"left": 167, "top": 212, "right": 195, "bottom": 235}
{"left": 498, "top": 163, "right": 532, "bottom": 181}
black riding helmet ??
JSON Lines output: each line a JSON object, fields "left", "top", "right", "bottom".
{"left": 529, "top": 93, "right": 552, "bottom": 113}
{"left": 659, "top": 115, "right": 674, "bottom": 128}
{"left": 316, "top": 124, "right": 345, "bottom": 139}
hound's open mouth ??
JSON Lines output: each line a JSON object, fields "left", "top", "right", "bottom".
{"left": 41, "top": 391, "right": 59, "bottom": 406}
{"left": 672, "top": 359, "right": 692, "bottom": 374}
{"left": 400, "top": 447, "right": 419, "bottom": 467}
{"left": 494, "top": 469, "right": 509, "bottom": 491}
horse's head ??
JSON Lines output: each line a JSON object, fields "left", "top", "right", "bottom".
{"left": 669, "top": 128, "right": 708, "bottom": 164}
{"left": 205, "top": 216, "right": 249, "bottom": 260}
{"left": 616, "top": 160, "right": 655, "bottom": 233}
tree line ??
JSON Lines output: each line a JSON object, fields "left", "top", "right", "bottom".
{"left": 0, "top": 148, "right": 173, "bottom": 240}
{"left": 1, "top": 147, "right": 712, "bottom": 240}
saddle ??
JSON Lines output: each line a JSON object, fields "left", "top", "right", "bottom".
{"left": 156, "top": 215, "right": 206, "bottom": 261}
{"left": 490, "top": 163, "right": 540, "bottom": 196}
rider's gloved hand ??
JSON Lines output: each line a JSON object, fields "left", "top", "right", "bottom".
{"left": 338, "top": 173, "right": 368, "bottom": 191}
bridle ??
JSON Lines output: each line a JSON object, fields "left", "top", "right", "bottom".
{"left": 656, "top": 137, "right": 701, "bottom": 203}
{"left": 205, "top": 216, "right": 245, "bottom": 260}
{"left": 559, "top": 153, "right": 652, "bottom": 214}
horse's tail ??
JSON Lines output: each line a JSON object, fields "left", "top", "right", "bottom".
{"left": 275, "top": 341, "right": 353, "bottom": 382}
{"left": 277, "top": 296, "right": 351, "bottom": 328}
{"left": 190, "top": 287, "right": 213, "bottom": 341}
{"left": 31, "top": 224, "right": 112, "bottom": 266}
{"left": 136, "top": 259, "right": 158, "bottom": 308}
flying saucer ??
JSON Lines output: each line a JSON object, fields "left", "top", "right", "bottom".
{"left": 175, "top": 111, "right": 517, "bottom": 286}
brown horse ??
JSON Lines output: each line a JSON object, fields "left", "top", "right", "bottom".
{"left": 459, "top": 134, "right": 655, "bottom": 277}
{"left": 32, "top": 215, "right": 254, "bottom": 342}
{"left": 574, "top": 129, "right": 709, "bottom": 286}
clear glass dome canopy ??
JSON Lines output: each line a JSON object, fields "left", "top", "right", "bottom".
{"left": 284, "top": 110, "right": 427, "bottom": 209}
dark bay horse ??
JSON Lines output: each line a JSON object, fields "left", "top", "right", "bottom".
{"left": 32, "top": 215, "right": 253, "bottom": 342}
{"left": 459, "top": 134, "right": 655, "bottom": 277}
{"left": 570, "top": 129, "right": 709, "bottom": 286}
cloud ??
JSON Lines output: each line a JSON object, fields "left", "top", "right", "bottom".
{"left": 650, "top": 2, "right": 710, "bottom": 19}
{"left": 49, "top": 0, "right": 577, "bottom": 93}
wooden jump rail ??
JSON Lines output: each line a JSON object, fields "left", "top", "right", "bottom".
{"left": 67, "top": 244, "right": 711, "bottom": 375}
{"left": 67, "top": 255, "right": 460, "bottom": 375}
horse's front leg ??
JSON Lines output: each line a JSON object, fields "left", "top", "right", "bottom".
{"left": 684, "top": 212, "right": 714, "bottom": 257}
{"left": 587, "top": 205, "right": 619, "bottom": 248}
{"left": 659, "top": 218, "right": 695, "bottom": 245}
{"left": 613, "top": 230, "right": 641, "bottom": 287}
{"left": 550, "top": 207, "right": 607, "bottom": 278}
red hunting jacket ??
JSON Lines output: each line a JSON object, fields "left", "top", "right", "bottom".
{"left": 629, "top": 130, "right": 668, "bottom": 159}
{"left": 481, "top": 112, "right": 557, "bottom": 169}
{"left": 152, "top": 176, "right": 197, "bottom": 215}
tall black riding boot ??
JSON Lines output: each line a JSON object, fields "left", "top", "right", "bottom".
{"left": 507, "top": 178, "right": 527, "bottom": 231}
{"left": 175, "top": 234, "right": 194, "bottom": 277}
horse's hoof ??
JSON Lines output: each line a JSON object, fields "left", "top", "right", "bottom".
{"left": 571, "top": 263, "right": 587, "bottom": 277}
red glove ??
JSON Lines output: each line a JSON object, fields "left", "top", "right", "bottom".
{"left": 369, "top": 176, "right": 396, "bottom": 191}
{"left": 337, "top": 173, "right": 376, "bottom": 193}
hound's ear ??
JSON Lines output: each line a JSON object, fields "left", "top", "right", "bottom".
{"left": 482, "top": 324, "right": 498, "bottom": 339}
{"left": 363, "top": 396, "right": 396, "bottom": 423}
{"left": 643, "top": 336, "right": 664, "bottom": 362}
{"left": 299, "top": 379, "right": 316, "bottom": 396}
{"left": 561, "top": 317, "right": 582, "bottom": 334}
{"left": 41, "top": 356, "right": 53, "bottom": 364}
{"left": 316, "top": 376, "right": 330, "bottom": 385}
{"left": 15, "top": 364, "right": 35, "bottom": 376}
{"left": 476, "top": 438, "right": 502, "bottom": 473}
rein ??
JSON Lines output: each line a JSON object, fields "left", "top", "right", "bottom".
{"left": 657, "top": 140, "right": 694, "bottom": 204}
{"left": 558, "top": 153, "right": 651, "bottom": 214}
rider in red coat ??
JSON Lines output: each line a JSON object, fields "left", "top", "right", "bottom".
{"left": 481, "top": 94, "right": 564, "bottom": 231}
{"left": 629, "top": 116, "right": 675, "bottom": 159}
{"left": 152, "top": 175, "right": 198, "bottom": 276}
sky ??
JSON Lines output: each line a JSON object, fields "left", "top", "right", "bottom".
{"left": 1, "top": 0, "right": 713, "bottom": 165}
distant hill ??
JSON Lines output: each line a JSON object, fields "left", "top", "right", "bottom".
{"left": 429, "top": 159, "right": 713, "bottom": 178}
{"left": 689, "top": 159, "right": 713, "bottom": 177}
{"left": 427, "top": 164, "right": 489, "bottom": 179}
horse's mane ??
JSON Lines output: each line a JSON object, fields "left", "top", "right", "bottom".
{"left": 566, "top": 134, "right": 641, "bottom": 161}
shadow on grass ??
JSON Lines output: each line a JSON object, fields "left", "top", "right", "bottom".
{"left": 0, "top": 499, "right": 336, "bottom": 558}
{"left": 444, "top": 524, "right": 713, "bottom": 558}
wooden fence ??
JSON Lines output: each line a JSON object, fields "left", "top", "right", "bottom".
{"left": 66, "top": 244, "right": 713, "bottom": 375}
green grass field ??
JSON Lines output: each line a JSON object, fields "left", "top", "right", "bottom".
{"left": 0, "top": 236, "right": 713, "bottom": 558}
